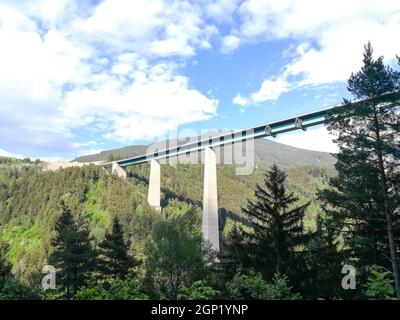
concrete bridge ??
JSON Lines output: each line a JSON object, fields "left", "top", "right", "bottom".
{"left": 101, "top": 91, "right": 399, "bottom": 253}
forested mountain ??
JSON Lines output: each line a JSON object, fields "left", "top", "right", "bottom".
{"left": 0, "top": 144, "right": 333, "bottom": 286}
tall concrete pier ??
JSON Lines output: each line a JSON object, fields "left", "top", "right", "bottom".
{"left": 148, "top": 159, "right": 161, "bottom": 212}
{"left": 112, "top": 162, "right": 127, "bottom": 179}
{"left": 202, "top": 147, "right": 220, "bottom": 252}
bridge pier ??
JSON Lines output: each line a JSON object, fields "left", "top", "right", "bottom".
{"left": 148, "top": 159, "right": 161, "bottom": 212}
{"left": 202, "top": 147, "right": 220, "bottom": 252}
{"left": 112, "top": 162, "right": 127, "bottom": 179}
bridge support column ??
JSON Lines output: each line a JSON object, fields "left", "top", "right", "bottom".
{"left": 202, "top": 147, "right": 220, "bottom": 252}
{"left": 148, "top": 159, "right": 161, "bottom": 212}
{"left": 112, "top": 162, "right": 127, "bottom": 179}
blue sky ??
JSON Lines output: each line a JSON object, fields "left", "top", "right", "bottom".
{"left": 0, "top": 0, "right": 399, "bottom": 161}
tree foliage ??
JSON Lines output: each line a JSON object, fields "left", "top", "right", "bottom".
{"left": 74, "top": 277, "right": 148, "bottom": 300}
{"left": 143, "top": 203, "right": 216, "bottom": 299}
{"left": 228, "top": 164, "right": 310, "bottom": 288}
{"left": 98, "top": 217, "right": 138, "bottom": 279}
{"left": 320, "top": 42, "right": 400, "bottom": 296}
{"left": 49, "top": 200, "right": 96, "bottom": 297}
{"left": 226, "top": 270, "right": 300, "bottom": 300}
{"left": 364, "top": 266, "right": 395, "bottom": 300}
{"left": 177, "top": 281, "right": 219, "bottom": 300}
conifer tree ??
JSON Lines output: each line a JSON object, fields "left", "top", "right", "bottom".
{"left": 321, "top": 42, "right": 400, "bottom": 296}
{"left": 305, "top": 214, "right": 344, "bottom": 298}
{"left": 49, "top": 200, "right": 96, "bottom": 297}
{"left": 98, "top": 216, "right": 138, "bottom": 279}
{"left": 231, "top": 164, "right": 310, "bottom": 282}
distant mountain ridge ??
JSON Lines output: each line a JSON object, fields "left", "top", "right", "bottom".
{"left": 76, "top": 138, "right": 336, "bottom": 169}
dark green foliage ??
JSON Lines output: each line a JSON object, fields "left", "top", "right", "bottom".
{"left": 320, "top": 42, "right": 400, "bottom": 296}
{"left": 74, "top": 276, "right": 148, "bottom": 300}
{"left": 97, "top": 217, "right": 138, "bottom": 279}
{"left": 229, "top": 164, "right": 310, "bottom": 286}
{"left": 364, "top": 266, "right": 395, "bottom": 299}
{"left": 304, "top": 214, "right": 344, "bottom": 298}
{"left": 226, "top": 270, "right": 300, "bottom": 300}
{"left": 143, "top": 204, "right": 216, "bottom": 299}
{"left": 226, "top": 270, "right": 269, "bottom": 300}
{"left": 0, "top": 277, "right": 40, "bottom": 300}
{"left": 177, "top": 281, "right": 219, "bottom": 300}
{"left": 49, "top": 200, "right": 96, "bottom": 297}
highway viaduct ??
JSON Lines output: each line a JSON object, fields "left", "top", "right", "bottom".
{"left": 101, "top": 91, "right": 399, "bottom": 253}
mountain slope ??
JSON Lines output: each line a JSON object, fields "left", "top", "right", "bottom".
{"left": 76, "top": 138, "right": 336, "bottom": 168}
{"left": 0, "top": 141, "right": 336, "bottom": 282}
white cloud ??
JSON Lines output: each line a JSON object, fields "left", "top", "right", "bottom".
{"left": 221, "top": 35, "right": 240, "bottom": 54}
{"left": 78, "top": 0, "right": 164, "bottom": 43}
{"left": 232, "top": 94, "right": 248, "bottom": 106}
{"left": 250, "top": 77, "right": 290, "bottom": 102}
{"left": 60, "top": 65, "right": 218, "bottom": 141}
{"left": 77, "top": 0, "right": 217, "bottom": 58}
{"left": 275, "top": 126, "right": 339, "bottom": 153}
{"left": 0, "top": 1, "right": 220, "bottom": 157}
{"left": 234, "top": 77, "right": 290, "bottom": 105}
{"left": 0, "top": 149, "right": 25, "bottom": 159}
{"left": 2, "top": 0, "right": 400, "bottom": 158}
{"left": 206, "top": 0, "right": 240, "bottom": 23}
{"left": 235, "top": 0, "right": 400, "bottom": 104}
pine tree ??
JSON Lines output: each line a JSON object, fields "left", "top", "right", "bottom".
{"left": 98, "top": 217, "right": 138, "bottom": 279}
{"left": 321, "top": 42, "right": 400, "bottom": 296}
{"left": 231, "top": 164, "right": 310, "bottom": 283}
{"left": 49, "top": 200, "right": 96, "bottom": 297}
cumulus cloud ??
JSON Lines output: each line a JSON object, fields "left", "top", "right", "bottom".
{"left": 2, "top": 0, "right": 399, "bottom": 158}
{"left": 60, "top": 64, "right": 218, "bottom": 142}
{"left": 250, "top": 77, "right": 290, "bottom": 103}
{"left": 232, "top": 94, "right": 248, "bottom": 106}
{"left": 221, "top": 35, "right": 240, "bottom": 54}
{"left": 0, "top": 0, "right": 219, "bottom": 158}
{"left": 0, "top": 149, "right": 24, "bottom": 159}
{"left": 234, "top": 0, "right": 400, "bottom": 104}
{"left": 206, "top": 0, "right": 241, "bottom": 23}
{"left": 233, "top": 77, "right": 290, "bottom": 105}
{"left": 275, "top": 126, "right": 339, "bottom": 153}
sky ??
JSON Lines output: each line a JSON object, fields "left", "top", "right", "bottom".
{"left": 1, "top": 0, "right": 400, "bottom": 161}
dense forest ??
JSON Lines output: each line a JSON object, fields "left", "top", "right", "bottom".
{"left": 0, "top": 43, "right": 399, "bottom": 300}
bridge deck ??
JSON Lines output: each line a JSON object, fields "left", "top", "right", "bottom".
{"left": 102, "top": 91, "right": 399, "bottom": 168}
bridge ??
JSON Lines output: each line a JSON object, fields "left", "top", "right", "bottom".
{"left": 101, "top": 91, "right": 399, "bottom": 253}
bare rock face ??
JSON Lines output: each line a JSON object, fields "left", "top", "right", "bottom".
{"left": 41, "top": 161, "right": 101, "bottom": 171}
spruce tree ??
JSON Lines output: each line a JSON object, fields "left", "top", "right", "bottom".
{"left": 321, "top": 42, "right": 400, "bottom": 296}
{"left": 98, "top": 217, "right": 138, "bottom": 279}
{"left": 305, "top": 214, "right": 344, "bottom": 298}
{"left": 49, "top": 200, "right": 96, "bottom": 297}
{"left": 231, "top": 164, "right": 310, "bottom": 282}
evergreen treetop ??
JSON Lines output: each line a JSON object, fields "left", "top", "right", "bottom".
{"left": 98, "top": 216, "right": 138, "bottom": 279}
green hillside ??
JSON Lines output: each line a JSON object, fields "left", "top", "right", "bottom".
{"left": 0, "top": 144, "right": 335, "bottom": 283}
